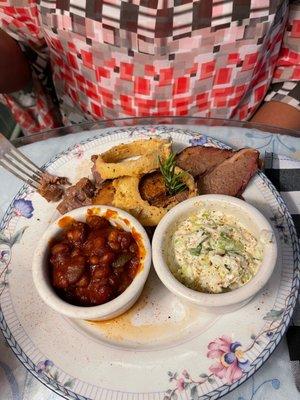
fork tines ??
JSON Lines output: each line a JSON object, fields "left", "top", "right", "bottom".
{"left": 0, "top": 147, "right": 44, "bottom": 190}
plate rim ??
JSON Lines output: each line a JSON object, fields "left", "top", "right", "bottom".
{"left": 0, "top": 125, "right": 299, "bottom": 400}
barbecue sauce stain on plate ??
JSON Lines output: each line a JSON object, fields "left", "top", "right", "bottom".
{"left": 85, "top": 270, "right": 218, "bottom": 348}
{"left": 88, "top": 298, "right": 199, "bottom": 344}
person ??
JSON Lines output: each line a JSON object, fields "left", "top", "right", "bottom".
{"left": 0, "top": 0, "right": 299, "bottom": 135}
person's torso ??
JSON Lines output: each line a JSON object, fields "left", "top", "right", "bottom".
{"left": 38, "top": 0, "right": 288, "bottom": 123}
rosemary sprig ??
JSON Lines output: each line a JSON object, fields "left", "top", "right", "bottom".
{"left": 159, "top": 153, "right": 187, "bottom": 196}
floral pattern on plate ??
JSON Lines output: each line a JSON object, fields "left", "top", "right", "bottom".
{"left": 13, "top": 198, "right": 34, "bottom": 219}
{"left": 164, "top": 298, "right": 289, "bottom": 400}
{"left": 36, "top": 360, "right": 75, "bottom": 389}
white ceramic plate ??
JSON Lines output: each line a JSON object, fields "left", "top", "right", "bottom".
{"left": 0, "top": 126, "right": 299, "bottom": 400}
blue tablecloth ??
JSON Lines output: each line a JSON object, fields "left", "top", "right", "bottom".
{"left": 0, "top": 125, "right": 299, "bottom": 400}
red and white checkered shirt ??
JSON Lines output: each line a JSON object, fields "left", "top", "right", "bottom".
{"left": 0, "top": 0, "right": 300, "bottom": 134}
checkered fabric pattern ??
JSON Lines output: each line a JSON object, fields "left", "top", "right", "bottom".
{"left": 264, "top": 152, "right": 300, "bottom": 394}
{"left": 0, "top": 0, "right": 299, "bottom": 134}
{"left": 265, "top": 81, "right": 300, "bottom": 109}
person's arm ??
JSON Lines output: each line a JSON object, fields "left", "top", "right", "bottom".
{"left": 251, "top": 1, "right": 300, "bottom": 132}
{"left": 251, "top": 101, "right": 300, "bottom": 131}
{"left": 0, "top": 2, "right": 62, "bottom": 133}
{"left": 0, "top": 28, "right": 31, "bottom": 93}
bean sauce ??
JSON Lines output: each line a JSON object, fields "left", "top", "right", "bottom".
{"left": 49, "top": 214, "right": 141, "bottom": 306}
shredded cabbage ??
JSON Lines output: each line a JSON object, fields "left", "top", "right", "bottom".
{"left": 171, "top": 209, "right": 264, "bottom": 293}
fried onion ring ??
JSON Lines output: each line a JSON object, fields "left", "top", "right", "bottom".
{"left": 112, "top": 167, "right": 197, "bottom": 226}
{"left": 94, "top": 138, "right": 171, "bottom": 180}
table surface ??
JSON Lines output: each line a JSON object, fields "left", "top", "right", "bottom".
{"left": 1, "top": 118, "right": 300, "bottom": 400}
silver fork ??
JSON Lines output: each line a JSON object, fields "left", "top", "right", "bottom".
{"left": 0, "top": 133, "right": 44, "bottom": 190}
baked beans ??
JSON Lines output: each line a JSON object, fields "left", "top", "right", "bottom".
{"left": 49, "top": 215, "right": 140, "bottom": 306}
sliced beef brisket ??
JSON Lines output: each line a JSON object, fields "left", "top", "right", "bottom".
{"left": 57, "top": 178, "right": 96, "bottom": 214}
{"left": 91, "top": 155, "right": 104, "bottom": 187}
{"left": 176, "top": 146, "right": 233, "bottom": 177}
{"left": 197, "top": 148, "right": 259, "bottom": 197}
{"left": 38, "top": 173, "right": 69, "bottom": 202}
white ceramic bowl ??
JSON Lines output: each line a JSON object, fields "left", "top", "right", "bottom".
{"left": 152, "top": 195, "right": 277, "bottom": 313}
{"left": 32, "top": 206, "right": 151, "bottom": 321}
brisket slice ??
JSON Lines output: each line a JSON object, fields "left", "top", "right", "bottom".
{"left": 139, "top": 171, "right": 189, "bottom": 208}
{"left": 176, "top": 146, "right": 234, "bottom": 177}
{"left": 91, "top": 155, "right": 104, "bottom": 187}
{"left": 38, "top": 173, "right": 69, "bottom": 202}
{"left": 197, "top": 148, "right": 259, "bottom": 197}
{"left": 57, "top": 178, "right": 96, "bottom": 214}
